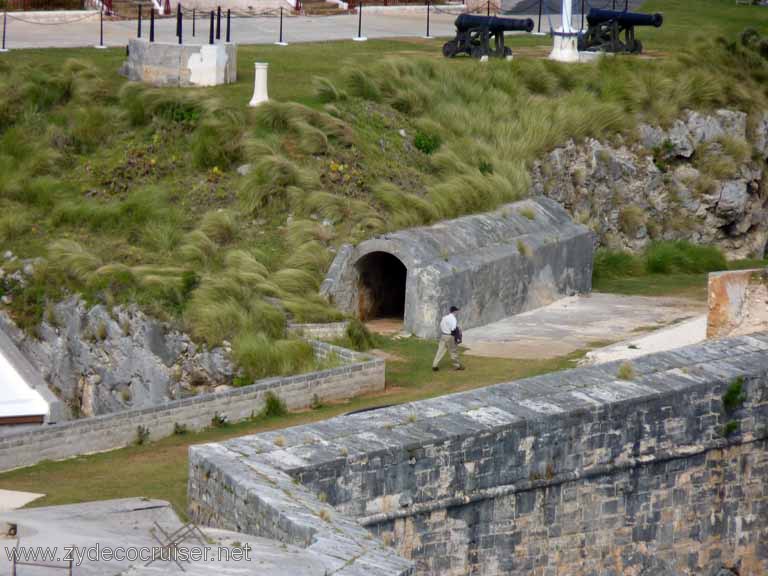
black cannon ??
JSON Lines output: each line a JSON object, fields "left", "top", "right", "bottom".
{"left": 443, "top": 14, "right": 534, "bottom": 59}
{"left": 578, "top": 8, "right": 663, "bottom": 54}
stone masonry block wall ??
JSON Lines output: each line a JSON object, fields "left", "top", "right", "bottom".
{"left": 190, "top": 334, "right": 768, "bottom": 575}
{"left": 287, "top": 321, "right": 350, "bottom": 340}
{"left": 708, "top": 268, "right": 768, "bottom": 339}
{"left": 0, "top": 342, "right": 383, "bottom": 472}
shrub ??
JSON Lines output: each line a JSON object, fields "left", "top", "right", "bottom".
{"left": 592, "top": 249, "right": 643, "bottom": 280}
{"left": 262, "top": 391, "right": 287, "bottom": 418}
{"left": 722, "top": 377, "right": 746, "bottom": 414}
{"left": 414, "top": 131, "right": 441, "bottom": 155}
{"left": 644, "top": 241, "right": 727, "bottom": 274}
{"left": 173, "top": 422, "right": 188, "bottom": 435}
{"left": 346, "top": 317, "right": 375, "bottom": 351}
{"left": 519, "top": 207, "right": 536, "bottom": 221}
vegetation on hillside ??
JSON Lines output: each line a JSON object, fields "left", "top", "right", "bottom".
{"left": 2, "top": 2, "right": 768, "bottom": 381}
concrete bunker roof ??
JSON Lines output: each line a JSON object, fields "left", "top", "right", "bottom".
{"left": 355, "top": 196, "right": 575, "bottom": 269}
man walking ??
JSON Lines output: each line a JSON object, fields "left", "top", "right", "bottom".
{"left": 432, "top": 306, "right": 465, "bottom": 372}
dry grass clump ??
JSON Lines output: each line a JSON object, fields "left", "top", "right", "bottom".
{"left": 618, "top": 205, "right": 647, "bottom": 237}
{"left": 617, "top": 361, "right": 636, "bottom": 381}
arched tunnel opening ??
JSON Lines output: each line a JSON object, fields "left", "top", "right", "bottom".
{"left": 355, "top": 251, "right": 407, "bottom": 321}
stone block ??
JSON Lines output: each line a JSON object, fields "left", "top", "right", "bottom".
{"left": 120, "top": 38, "right": 237, "bottom": 87}
{"left": 707, "top": 268, "right": 768, "bottom": 338}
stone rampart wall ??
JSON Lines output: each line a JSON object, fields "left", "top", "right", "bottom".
{"left": 190, "top": 333, "right": 768, "bottom": 575}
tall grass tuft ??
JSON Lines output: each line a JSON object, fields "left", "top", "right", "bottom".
{"left": 346, "top": 317, "right": 375, "bottom": 352}
{"left": 48, "top": 239, "right": 101, "bottom": 281}
{"left": 200, "top": 210, "right": 238, "bottom": 245}
{"left": 192, "top": 108, "right": 245, "bottom": 169}
{"left": 233, "top": 333, "right": 316, "bottom": 380}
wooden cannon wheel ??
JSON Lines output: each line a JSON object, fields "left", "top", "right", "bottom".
{"left": 442, "top": 40, "right": 459, "bottom": 58}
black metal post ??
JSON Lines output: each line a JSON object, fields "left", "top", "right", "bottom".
{"left": 624, "top": 0, "right": 628, "bottom": 10}
{"left": 150, "top": 7, "right": 155, "bottom": 42}
{"left": 425, "top": 0, "right": 430, "bottom": 37}
{"left": 209, "top": 10, "right": 214, "bottom": 44}
{"left": 176, "top": 3, "right": 181, "bottom": 37}
{"left": 357, "top": 0, "right": 362, "bottom": 38}
{"left": 486, "top": 0, "right": 489, "bottom": 16}
{"left": 226, "top": 9, "right": 230, "bottom": 42}
{"left": 612, "top": 0, "right": 616, "bottom": 9}
{"left": 178, "top": 3, "right": 182, "bottom": 43}
{"left": 99, "top": 3, "right": 104, "bottom": 47}
{"left": 137, "top": 4, "right": 142, "bottom": 37}
{"left": 1, "top": 4, "right": 6, "bottom": 51}
{"left": 279, "top": 6, "right": 284, "bottom": 43}
{"left": 216, "top": 5, "right": 221, "bottom": 40}
{"left": 536, "top": 0, "right": 542, "bottom": 33}
{"left": 192, "top": 8, "right": 195, "bottom": 36}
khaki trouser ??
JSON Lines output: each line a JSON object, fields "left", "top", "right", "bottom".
{"left": 433, "top": 334, "right": 461, "bottom": 369}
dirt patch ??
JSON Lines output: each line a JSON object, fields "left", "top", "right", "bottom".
{"left": 369, "top": 349, "right": 406, "bottom": 362}
{"left": 365, "top": 318, "right": 405, "bottom": 335}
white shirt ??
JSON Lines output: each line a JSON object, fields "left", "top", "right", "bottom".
{"left": 439, "top": 313, "right": 458, "bottom": 335}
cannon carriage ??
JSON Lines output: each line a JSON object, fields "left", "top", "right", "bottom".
{"left": 578, "top": 8, "right": 663, "bottom": 54}
{"left": 443, "top": 14, "right": 534, "bottom": 59}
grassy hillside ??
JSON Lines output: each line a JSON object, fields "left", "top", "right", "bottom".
{"left": 2, "top": 1, "right": 768, "bottom": 382}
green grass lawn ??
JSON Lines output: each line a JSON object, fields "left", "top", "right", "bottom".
{"left": 640, "top": 0, "right": 768, "bottom": 51}
{"left": 594, "top": 258, "right": 768, "bottom": 302}
{"left": 0, "top": 336, "right": 585, "bottom": 516}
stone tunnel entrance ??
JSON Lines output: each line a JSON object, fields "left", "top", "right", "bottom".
{"left": 355, "top": 252, "right": 407, "bottom": 323}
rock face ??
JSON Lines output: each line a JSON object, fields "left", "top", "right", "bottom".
{"left": 532, "top": 109, "right": 768, "bottom": 258}
{"left": 0, "top": 297, "right": 234, "bottom": 419}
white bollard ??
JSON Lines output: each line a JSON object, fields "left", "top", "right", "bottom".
{"left": 249, "top": 62, "right": 269, "bottom": 107}
{"left": 548, "top": 0, "right": 580, "bottom": 62}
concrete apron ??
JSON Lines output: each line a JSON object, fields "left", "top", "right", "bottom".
{"left": 461, "top": 293, "right": 706, "bottom": 360}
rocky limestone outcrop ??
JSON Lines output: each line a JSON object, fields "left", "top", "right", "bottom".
{"left": 0, "top": 295, "right": 234, "bottom": 419}
{"left": 532, "top": 109, "right": 768, "bottom": 258}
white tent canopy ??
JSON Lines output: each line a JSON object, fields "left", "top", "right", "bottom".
{"left": 0, "top": 349, "right": 48, "bottom": 420}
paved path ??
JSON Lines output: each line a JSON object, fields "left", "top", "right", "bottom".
{"left": 0, "top": 10, "right": 562, "bottom": 49}
{"left": 462, "top": 293, "right": 706, "bottom": 360}
{"left": 583, "top": 314, "right": 707, "bottom": 365}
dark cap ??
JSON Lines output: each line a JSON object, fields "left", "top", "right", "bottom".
{"left": 449, "top": 306, "right": 459, "bottom": 313}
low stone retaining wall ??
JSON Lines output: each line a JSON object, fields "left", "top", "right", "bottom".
{"left": 287, "top": 321, "right": 349, "bottom": 340}
{"left": 0, "top": 341, "right": 383, "bottom": 472}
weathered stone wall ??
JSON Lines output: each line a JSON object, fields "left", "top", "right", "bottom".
{"left": 322, "top": 196, "right": 594, "bottom": 338}
{"left": 533, "top": 109, "right": 768, "bottom": 259}
{"left": 120, "top": 39, "right": 237, "bottom": 87}
{"left": 0, "top": 342, "right": 383, "bottom": 472}
{"left": 708, "top": 268, "right": 768, "bottom": 339}
{"left": 190, "top": 333, "right": 768, "bottom": 575}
